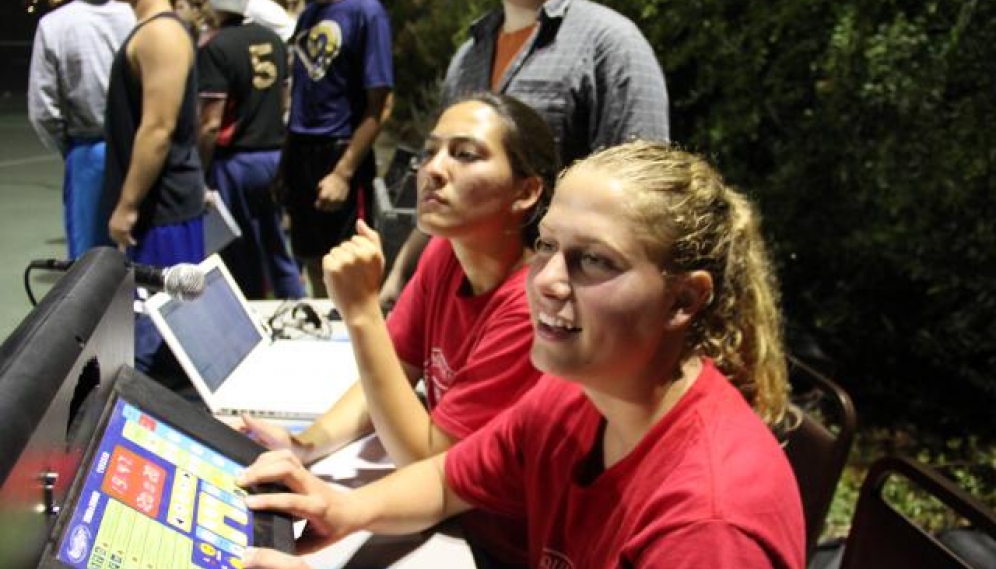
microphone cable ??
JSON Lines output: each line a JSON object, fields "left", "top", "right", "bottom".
{"left": 23, "top": 263, "right": 39, "bottom": 307}
{"left": 22, "top": 258, "right": 75, "bottom": 306}
{"left": 23, "top": 257, "right": 205, "bottom": 306}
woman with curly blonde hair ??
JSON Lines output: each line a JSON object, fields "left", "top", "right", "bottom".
{"left": 577, "top": 140, "right": 790, "bottom": 427}
{"left": 237, "top": 141, "right": 804, "bottom": 569}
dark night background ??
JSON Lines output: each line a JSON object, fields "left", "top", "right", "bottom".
{"left": 1, "top": 1, "right": 46, "bottom": 94}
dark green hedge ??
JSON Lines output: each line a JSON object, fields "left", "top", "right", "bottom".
{"left": 385, "top": 0, "right": 996, "bottom": 433}
{"left": 387, "top": 0, "right": 492, "bottom": 141}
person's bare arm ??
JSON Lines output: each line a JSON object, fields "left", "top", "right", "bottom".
{"left": 337, "top": 302, "right": 457, "bottom": 467}
{"left": 289, "top": 381, "right": 376, "bottom": 463}
{"left": 244, "top": 356, "right": 438, "bottom": 467}
{"left": 245, "top": 224, "right": 452, "bottom": 467}
{"left": 242, "top": 318, "right": 421, "bottom": 465}
{"left": 380, "top": 91, "right": 394, "bottom": 124}
{"left": 197, "top": 95, "right": 226, "bottom": 170}
{"left": 324, "top": 221, "right": 457, "bottom": 466}
{"left": 240, "top": 451, "right": 471, "bottom": 566}
{"left": 108, "top": 18, "right": 194, "bottom": 247}
{"left": 315, "top": 87, "right": 391, "bottom": 211}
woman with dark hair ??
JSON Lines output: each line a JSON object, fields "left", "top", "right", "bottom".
{"left": 240, "top": 141, "right": 804, "bottom": 569}
{"left": 244, "top": 92, "right": 558, "bottom": 566}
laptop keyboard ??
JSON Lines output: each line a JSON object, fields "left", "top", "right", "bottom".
{"left": 217, "top": 408, "right": 315, "bottom": 420}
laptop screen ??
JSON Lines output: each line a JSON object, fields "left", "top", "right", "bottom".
{"left": 159, "top": 267, "right": 263, "bottom": 392}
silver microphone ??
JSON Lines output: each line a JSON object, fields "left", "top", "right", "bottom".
{"left": 150, "top": 264, "right": 206, "bottom": 301}
{"left": 28, "top": 259, "right": 206, "bottom": 301}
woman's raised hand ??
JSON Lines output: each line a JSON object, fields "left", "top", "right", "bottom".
{"left": 322, "top": 219, "right": 386, "bottom": 321}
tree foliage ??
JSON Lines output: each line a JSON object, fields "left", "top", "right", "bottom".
{"left": 383, "top": 0, "right": 996, "bottom": 432}
{"left": 387, "top": 0, "right": 491, "bottom": 143}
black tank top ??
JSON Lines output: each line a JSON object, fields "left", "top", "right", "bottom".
{"left": 103, "top": 12, "right": 204, "bottom": 230}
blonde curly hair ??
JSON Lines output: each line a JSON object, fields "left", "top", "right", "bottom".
{"left": 564, "top": 140, "right": 789, "bottom": 426}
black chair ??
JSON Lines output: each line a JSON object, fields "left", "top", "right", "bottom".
{"left": 373, "top": 144, "right": 419, "bottom": 219}
{"left": 782, "top": 355, "right": 858, "bottom": 560}
{"left": 838, "top": 455, "right": 996, "bottom": 569}
{"left": 373, "top": 145, "right": 419, "bottom": 271}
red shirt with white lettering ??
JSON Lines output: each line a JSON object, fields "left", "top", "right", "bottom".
{"left": 387, "top": 237, "right": 540, "bottom": 564}
{"left": 387, "top": 238, "right": 540, "bottom": 439}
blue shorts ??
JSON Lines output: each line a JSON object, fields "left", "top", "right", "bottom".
{"left": 64, "top": 139, "right": 114, "bottom": 258}
{"left": 128, "top": 216, "right": 205, "bottom": 267}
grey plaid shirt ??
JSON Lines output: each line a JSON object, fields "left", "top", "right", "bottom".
{"left": 443, "top": 0, "right": 670, "bottom": 167}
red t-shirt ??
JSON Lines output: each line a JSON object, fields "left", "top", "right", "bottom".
{"left": 387, "top": 238, "right": 541, "bottom": 439}
{"left": 387, "top": 238, "right": 540, "bottom": 564}
{"left": 446, "top": 360, "right": 806, "bottom": 569}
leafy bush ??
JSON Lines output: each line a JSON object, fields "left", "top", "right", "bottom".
{"left": 611, "top": 0, "right": 996, "bottom": 433}
{"left": 825, "top": 428, "right": 996, "bottom": 539}
{"left": 386, "top": 0, "right": 492, "bottom": 144}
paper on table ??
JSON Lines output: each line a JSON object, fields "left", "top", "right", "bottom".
{"left": 310, "top": 434, "right": 395, "bottom": 482}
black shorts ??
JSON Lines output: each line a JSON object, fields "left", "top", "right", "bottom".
{"left": 279, "top": 133, "right": 376, "bottom": 259}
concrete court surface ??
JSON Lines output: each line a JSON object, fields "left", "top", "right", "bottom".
{"left": 0, "top": 92, "right": 406, "bottom": 341}
{"left": 0, "top": 93, "right": 65, "bottom": 342}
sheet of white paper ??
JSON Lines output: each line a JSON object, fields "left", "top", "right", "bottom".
{"left": 309, "top": 434, "right": 394, "bottom": 482}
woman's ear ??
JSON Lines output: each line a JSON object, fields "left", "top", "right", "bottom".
{"left": 511, "top": 176, "right": 543, "bottom": 214}
{"left": 666, "top": 270, "right": 714, "bottom": 330}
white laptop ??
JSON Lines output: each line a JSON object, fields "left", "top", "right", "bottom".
{"left": 145, "top": 255, "right": 358, "bottom": 421}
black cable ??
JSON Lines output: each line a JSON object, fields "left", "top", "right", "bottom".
{"left": 24, "top": 259, "right": 74, "bottom": 307}
{"left": 267, "top": 301, "right": 334, "bottom": 340}
{"left": 24, "top": 265, "right": 38, "bottom": 306}
{"left": 265, "top": 300, "right": 295, "bottom": 340}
